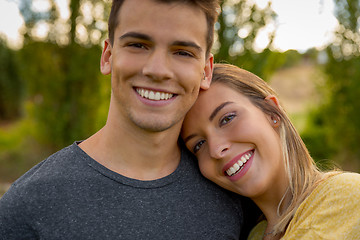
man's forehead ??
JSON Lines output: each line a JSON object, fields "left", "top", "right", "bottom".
{"left": 115, "top": 0, "right": 208, "bottom": 48}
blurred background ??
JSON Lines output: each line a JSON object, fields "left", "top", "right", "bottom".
{"left": 1, "top": 0, "right": 359, "bottom": 196}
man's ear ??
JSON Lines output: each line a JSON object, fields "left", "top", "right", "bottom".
{"left": 100, "top": 39, "right": 112, "bottom": 75}
{"left": 200, "top": 54, "right": 214, "bottom": 90}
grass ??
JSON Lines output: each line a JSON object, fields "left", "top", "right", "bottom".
{"left": 0, "top": 118, "right": 52, "bottom": 183}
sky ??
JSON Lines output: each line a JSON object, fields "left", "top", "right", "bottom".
{"left": 0, "top": 0, "right": 24, "bottom": 49}
{"left": 0, "top": 0, "right": 339, "bottom": 52}
{"left": 266, "top": 0, "right": 338, "bottom": 52}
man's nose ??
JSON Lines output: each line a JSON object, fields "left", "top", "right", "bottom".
{"left": 142, "top": 49, "right": 174, "bottom": 81}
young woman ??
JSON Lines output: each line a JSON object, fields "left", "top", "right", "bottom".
{"left": 181, "top": 63, "right": 360, "bottom": 239}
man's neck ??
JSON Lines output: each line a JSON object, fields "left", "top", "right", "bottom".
{"left": 79, "top": 118, "right": 182, "bottom": 181}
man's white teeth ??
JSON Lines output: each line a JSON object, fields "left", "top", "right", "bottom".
{"left": 136, "top": 88, "right": 173, "bottom": 101}
{"left": 226, "top": 151, "right": 253, "bottom": 176}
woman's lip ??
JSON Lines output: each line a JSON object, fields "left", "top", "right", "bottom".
{"left": 227, "top": 152, "right": 254, "bottom": 181}
{"left": 222, "top": 149, "right": 254, "bottom": 174}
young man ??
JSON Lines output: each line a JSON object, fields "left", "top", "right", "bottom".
{"left": 0, "top": 0, "right": 246, "bottom": 239}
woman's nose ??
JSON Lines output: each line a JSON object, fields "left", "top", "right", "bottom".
{"left": 208, "top": 138, "right": 230, "bottom": 159}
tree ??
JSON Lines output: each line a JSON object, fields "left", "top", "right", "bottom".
{"left": 215, "top": 0, "right": 284, "bottom": 81}
{"left": 303, "top": 0, "right": 360, "bottom": 171}
{"left": 19, "top": 42, "right": 102, "bottom": 149}
{"left": 19, "top": 0, "right": 110, "bottom": 46}
{"left": 0, "top": 39, "right": 23, "bottom": 121}
{"left": 17, "top": 0, "right": 110, "bottom": 149}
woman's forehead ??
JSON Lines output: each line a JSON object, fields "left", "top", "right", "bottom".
{"left": 196, "top": 83, "right": 248, "bottom": 105}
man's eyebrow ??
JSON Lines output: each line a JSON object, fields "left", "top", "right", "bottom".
{"left": 119, "top": 33, "right": 202, "bottom": 52}
{"left": 119, "top": 32, "right": 152, "bottom": 41}
{"left": 172, "top": 40, "right": 202, "bottom": 51}
{"left": 209, "top": 102, "right": 234, "bottom": 121}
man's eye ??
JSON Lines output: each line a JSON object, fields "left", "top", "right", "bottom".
{"left": 175, "top": 50, "right": 194, "bottom": 57}
{"left": 220, "top": 114, "right": 236, "bottom": 126}
{"left": 128, "top": 43, "right": 147, "bottom": 49}
{"left": 193, "top": 140, "right": 205, "bottom": 153}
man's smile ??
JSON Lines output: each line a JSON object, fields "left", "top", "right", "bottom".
{"left": 135, "top": 87, "right": 175, "bottom": 101}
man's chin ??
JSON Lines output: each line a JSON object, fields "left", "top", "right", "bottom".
{"left": 131, "top": 118, "right": 181, "bottom": 133}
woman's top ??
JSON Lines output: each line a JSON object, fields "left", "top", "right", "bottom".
{"left": 248, "top": 172, "right": 360, "bottom": 239}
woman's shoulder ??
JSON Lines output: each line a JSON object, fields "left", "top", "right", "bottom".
{"left": 328, "top": 171, "right": 360, "bottom": 182}
{"left": 305, "top": 172, "right": 360, "bottom": 207}
{"left": 247, "top": 220, "right": 267, "bottom": 240}
{"left": 284, "top": 172, "right": 360, "bottom": 239}
{"left": 319, "top": 172, "right": 360, "bottom": 193}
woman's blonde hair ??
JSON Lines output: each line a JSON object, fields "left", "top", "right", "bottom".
{"left": 211, "top": 63, "right": 339, "bottom": 234}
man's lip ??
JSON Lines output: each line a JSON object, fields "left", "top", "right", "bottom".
{"left": 222, "top": 149, "right": 255, "bottom": 174}
{"left": 134, "top": 87, "right": 177, "bottom": 105}
{"left": 134, "top": 86, "right": 176, "bottom": 95}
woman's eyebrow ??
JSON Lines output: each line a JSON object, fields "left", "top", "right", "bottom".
{"left": 209, "top": 102, "right": 233, "bottom": 121}
{"left": 183, "top": 102, "right": 233, "bottom": 144}
{"left": 183, "top": 134, "right": 197, "bottom": 144}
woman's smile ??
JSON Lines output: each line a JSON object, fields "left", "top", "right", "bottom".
{"left": 223, "top": 149, "right": 255, "bottom": 181}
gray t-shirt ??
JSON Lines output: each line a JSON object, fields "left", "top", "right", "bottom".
{"left": 0, "top": 142, "right": 243, "bottom": 239}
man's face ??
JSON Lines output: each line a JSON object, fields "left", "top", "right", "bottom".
{"left": 101, "top": 0, "right": 213, "bottom": 133}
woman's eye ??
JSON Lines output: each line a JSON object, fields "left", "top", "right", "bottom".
{"left": 193, "top": 140, "right": 205, "bottom": 153}
{"left": 220, "top": 114, "right": 236, "bottom": 126}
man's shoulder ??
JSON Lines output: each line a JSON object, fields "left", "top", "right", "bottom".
{"left": 178, "top": 143, "right": 245, "bottom": 211}
{"left": 6, "top": 143, "right": 83, "bottom": 195}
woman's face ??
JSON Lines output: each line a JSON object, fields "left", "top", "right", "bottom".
{"left": 181, "top": 83, "right": 287, "bottom": 198}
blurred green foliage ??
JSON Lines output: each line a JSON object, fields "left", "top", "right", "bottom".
{"left": 0, "top": 118, "right": 52, "bottom": 182}
{"left": 19, "top": 41, "right": 103, "bottom": 150}
{"left": 0, "top": 40, "right": 109, "bottom": 181}
{"left": 19, "top": 0, "right": 110, "bottom": 46}
{"left": 215, "top": 0, "right": 285, "bottom": 81}
{"left": 0, "top": 0, "right": 111, "bottom": 181}
{"left": 16, "top": 0, "right": 111, "bottom": 151}
{"left": 302, "top": 0, "right": 360, "bottom": 171}
{"left": 0, "top": 40, "right": 23, "bottom": 120}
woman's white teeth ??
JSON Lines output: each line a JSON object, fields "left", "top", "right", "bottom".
{"left": 136, "top": 88, "right": 173, "bottom": 101}
{"left": 226, "top": 152, "right": 253, "bottom": 176}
